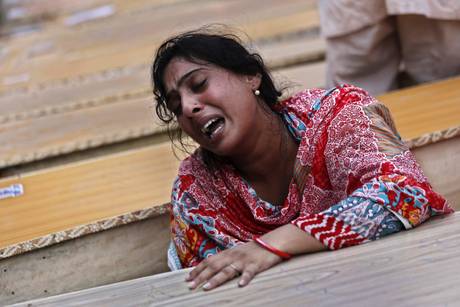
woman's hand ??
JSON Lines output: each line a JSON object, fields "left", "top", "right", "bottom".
{"left": 186, "top": 240, "right": 282, "bottom": 291}
{"left": 186, "top": 224, "right": 326, "bottom": 291}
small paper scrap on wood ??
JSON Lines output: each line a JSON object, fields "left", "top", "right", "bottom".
{"left": 0, "top": 184, "right": 24, "bottom": 200}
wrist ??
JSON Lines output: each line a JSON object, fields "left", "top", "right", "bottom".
{"left": 253, "top": 236, "right": 292, "bottom": 260}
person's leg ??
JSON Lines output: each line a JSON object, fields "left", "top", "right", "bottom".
{"left": 325, "top": 17, "right": 401, "bottom": 95}
{"left": 398, "top": 15, "right": 460, "bottom": 85}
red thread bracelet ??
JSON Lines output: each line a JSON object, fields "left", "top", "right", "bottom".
{"left": 253, "top": 237, "right": 292, "bottom": 260}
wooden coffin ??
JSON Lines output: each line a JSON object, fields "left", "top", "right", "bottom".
{"left": 1, "top": 76, "right": 459, "bottom": 305}
{"left": 12, "top": 213, "right": 460, "bottom": 306}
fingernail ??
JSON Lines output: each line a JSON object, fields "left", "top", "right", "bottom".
{"left": 202, "top": 282, "right": 211, "bottom": 290}
{"left": 188, "top": 281, "right": 196, "bottom": 289}
{"left": 238, "top": 280, "right": 245, "bottom": 287}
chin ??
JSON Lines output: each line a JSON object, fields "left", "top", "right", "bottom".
{"left": 201, "top": 142, "right": 230, "bottom": 157}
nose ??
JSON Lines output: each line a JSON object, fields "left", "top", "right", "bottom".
{"left": 182, "top": 95, "right": 203, "bottom": 117}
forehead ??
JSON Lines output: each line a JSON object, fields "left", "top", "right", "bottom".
{"left": 164, "top": 58, "right": 207, "bottom": 86}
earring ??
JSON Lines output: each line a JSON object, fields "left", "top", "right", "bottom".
{"left": 254, "top": 89, "right": 260, "bottom": 96}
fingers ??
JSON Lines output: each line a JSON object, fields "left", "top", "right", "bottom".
{"left": 238, "top": 263, "right": 257, "bottom": 287}
{"left": 200, "top": 262, "right": 258, "bottom": 290}
{"left": 187, "top": 258, "right": 229, "bottom": 290}
{"left": 188, "top": 261, "right": 257, "bottom": 291}
{"left": 202, "top": 265, "right": 240, "bottom": 290}
{"left": 185, "top": 260, "right": 208, "bottom": 282}
{"left": 185, "top": 242, "right": 280, "bottom": 291}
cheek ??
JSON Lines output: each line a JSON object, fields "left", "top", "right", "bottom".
{"left": 177, "top": 118, "right": 199, "bottom": 138}
{"left": 177, "top": 118, "right": 191, "bottom": 132}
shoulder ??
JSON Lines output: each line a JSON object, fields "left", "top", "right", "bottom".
{"left": 275, "top": 88, "right": 325, "bottom": 120}
{"left": 278, "top": 88, "right": 326, "bottom": 109}
{"left": 328, "top": 84, "right": 377, "bottom": 111}
{"left": 277, "top": 85, "right": 375, "bottom": 121}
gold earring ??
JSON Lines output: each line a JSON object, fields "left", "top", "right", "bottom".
{"left": 254, "top": 89, "right": 260, "bottom": 96}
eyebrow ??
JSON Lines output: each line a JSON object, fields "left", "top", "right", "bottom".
{"left": 165, "top": 68, "right": 203, "bottom": 101}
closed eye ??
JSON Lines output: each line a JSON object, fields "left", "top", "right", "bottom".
{"left": 192, "top": 79, "right": 207, "bottom": 92}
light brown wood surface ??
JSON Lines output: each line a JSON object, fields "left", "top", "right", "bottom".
{"left": 12, "top": 213, "right": 460, "bottom": 307}
{"left": 377, "top": 77, "right": 460, "bottom": 141}
{"left": 0, "top": 60, "right": 326, "bottom": 168}
{"left": 0, "top": 37, "right": 325, "bottom": 125}
{"left": 0, "top": 95, "right": 161, "bottom": 168}
{"left": 0, "top": 142, "right": 180, "bottom": 249}
{"left": 0, "top": 0, "right": 324, "bottom": 169}
{"left": 0, "top": 0, "right": 319, "bottom": 91}
{"left": 1, "top": 215, "right": 171, "bottom": 306}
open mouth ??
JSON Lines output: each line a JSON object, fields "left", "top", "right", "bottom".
{"left": 201, "top": 117, "right": 225, "bottom": 138}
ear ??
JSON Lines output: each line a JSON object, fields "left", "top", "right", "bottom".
{"left": 246, "top": 73, "right": 262, "bottom": 90}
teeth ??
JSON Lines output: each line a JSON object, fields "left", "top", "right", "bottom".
{"left": 201, "top": 118, "right": 219, "bottom": 134}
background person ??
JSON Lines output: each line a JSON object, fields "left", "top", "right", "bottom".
{"left": 318, "top": 0, "right": 460, "bottom": 95}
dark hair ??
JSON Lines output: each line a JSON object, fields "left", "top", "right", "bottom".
{"left": 151, "top": 27, "right": 282, "bottom": 155}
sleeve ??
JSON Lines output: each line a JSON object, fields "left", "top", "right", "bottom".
{"left": 291, "top": 91, "right": 453, "bottom": 250}
{"left": 168, "top": 175, "right": 222, "bottom": 268}
{"left": 169, "top": 176, "right": 201, "bottom": 269}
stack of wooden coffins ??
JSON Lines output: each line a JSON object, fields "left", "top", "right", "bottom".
{"left": 0, "top": 0, "right": 459, "bottom": 305}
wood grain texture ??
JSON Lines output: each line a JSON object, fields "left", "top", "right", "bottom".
{"left": 0, "top": 95, "right": 160, "bottom": 168}
{"left": 12, "top": 213, "right": 460, "bottom": 307}
{"left": 0, "top": 143, "right": 180, "bottom": 250}
{"left": 0, "top": 0, "right": 324, "bottom": 169}
{"left": 0, "top": 37, "right": 325, "bottom": 125}
{"left": 377, "top": 77, "right": 460, "bottom": 141}
{"left": 1, "top": 215, "right": 171, "bottom": 306}
{"left": 0, "top": 61, "right": 328, "bottom": 168}
{"left": 0, "top": 0, "right": 319, "bottom": 91}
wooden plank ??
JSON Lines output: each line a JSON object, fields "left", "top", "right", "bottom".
{"left": 1, "top": 0, "right": 116, "bottom": 26}
{"left": 0, "top": 142, "right": 181, "bottom": 252}
{"left": 377, "top": 77, "right": 460, "bottom": 146}
{"left": 412, "top": 137, "right": 460, "bottom": 210}
{"left": 12, "top": 213, "right": 460, "bottom": 307}
{"left": 0, "top": 215, "right": 170, "bottom": 306}
{"left": 0, "top": 95, "right": 162, "bottom": 168}
{"left": 264, "top": 37, "right": 325, "bottom": 69}
{"left": 0, "top": 0, "right": 196, "bottom": 39}
{"left": 0, "top": 0, "right": 319, "bottom": 91}
{"left": 0, "top": 62, "right": 326, "bottom": 168}
{"left": 0, "top": 37, "right": 326, "bottom": 125}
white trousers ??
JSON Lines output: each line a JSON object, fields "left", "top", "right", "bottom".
{"left": 325, "top": 15, "right": 460, "bottom": 95}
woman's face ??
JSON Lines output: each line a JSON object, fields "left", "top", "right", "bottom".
{"left": 163, "top": 57, "right": 262, "bottom": 157}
